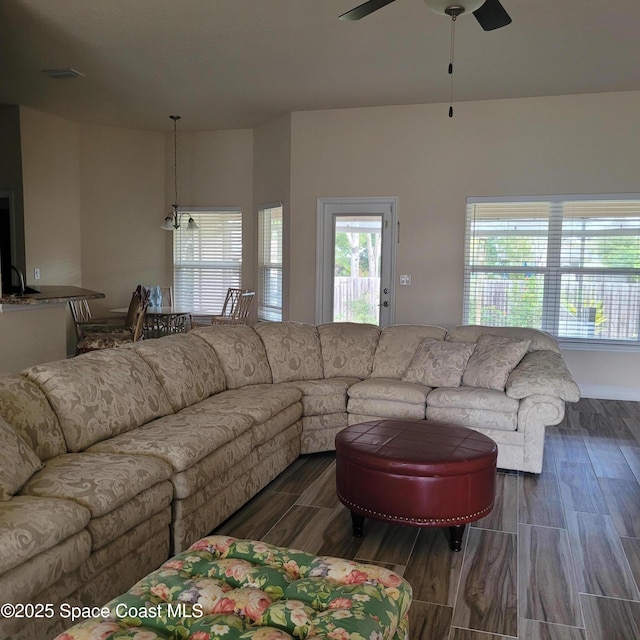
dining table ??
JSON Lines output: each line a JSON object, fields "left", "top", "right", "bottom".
{"left": 110, "top": 305, "right": 193, "bottom": 338}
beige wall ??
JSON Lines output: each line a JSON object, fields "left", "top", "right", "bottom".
{"left": 0, "top": 107, "right": 82, "bottom": 371}
{"left": 175, "top": 128, "right": 255, "bottom": 290}
{"left": 21, "top": 107, "right": 82, "bottom": 286}
{"left": 79, "top": 124, "right": 166, "bottom": 315}
{"left": 289, "top": 91, "right": 640, "bottom": 399}
{"left": 254, "top": 115, "right": 291, "bottom": 318}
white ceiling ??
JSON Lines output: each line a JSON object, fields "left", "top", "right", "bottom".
{"left": 1, "top": 0, "right": 640, "bottom": 133}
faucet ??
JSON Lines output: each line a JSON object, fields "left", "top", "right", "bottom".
{"left": 10, "top": 265, "right": 25, "bottom": 295}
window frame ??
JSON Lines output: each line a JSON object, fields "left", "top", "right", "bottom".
{"left": 464, "top": 194, "right": 640, "bottom": 350}
{"left": 257, "top": 202, "right": 283, "bottom": 322}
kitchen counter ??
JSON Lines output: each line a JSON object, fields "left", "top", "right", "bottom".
{"left": 0, "top": 286, "right": 105, "bottom": 311}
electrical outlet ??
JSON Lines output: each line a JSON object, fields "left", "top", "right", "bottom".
{"left": 400, "top": 274, "right": 411, "bottom": 286}
{"left": 34, "top": 268, "right": 41, "bottom": 280}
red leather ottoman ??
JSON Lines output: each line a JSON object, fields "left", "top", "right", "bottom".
{"left": 335, "top": 419, "right": 497, "bottom": 551}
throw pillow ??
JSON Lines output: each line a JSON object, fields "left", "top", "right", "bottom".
{"left": 402, "top": 339, "right": 476, "bottom": 388}
{"left": 462, "top": 333, "right": 530, "bottom": 392}
{"left": 0, "top": 416, "right": 43, "bottom": 501}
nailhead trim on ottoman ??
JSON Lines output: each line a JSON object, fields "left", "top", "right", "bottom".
{"left": 55, "top": 535, "right": 413, "bottom": 640}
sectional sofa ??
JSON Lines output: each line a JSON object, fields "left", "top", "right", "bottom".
{"left": 0, "top": 321, "right": 580, "bottom": 640}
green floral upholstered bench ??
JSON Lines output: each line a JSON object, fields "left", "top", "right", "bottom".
{"left": 55, "top": 536, "right": 412, "bottom": 640}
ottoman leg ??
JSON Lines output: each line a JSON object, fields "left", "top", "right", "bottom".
{"left": 351, "top": 512, "right": 364, "bottom": 537}
{"left": 448, "top": 525, "right": 465, "bottom": 552}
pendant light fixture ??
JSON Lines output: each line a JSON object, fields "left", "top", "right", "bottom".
{"left": 161, "top": 115, "right": 198, "bottom": 231}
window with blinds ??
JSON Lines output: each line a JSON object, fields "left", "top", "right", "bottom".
{"left": 258, "top": 203, "right": 283, "bottom": 321}
{"left": 464, "top": 196, "right": 640, "bottom": 345}
{"left": 173, "top": 209, "right": 242, "bottom": 313}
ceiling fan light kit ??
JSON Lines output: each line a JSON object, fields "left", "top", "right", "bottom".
{"left": 423, "top": 0, "right": 485, "bottom": 16}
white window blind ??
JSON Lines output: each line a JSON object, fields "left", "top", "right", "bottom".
{"left": 258, "top": 203, "right": 283, "bottom": 321}
{"left": 173, "top": 209, "right": 242, "bottom": 313}
{"left": 464, "top": 195, "right": 640, "bottom": 345}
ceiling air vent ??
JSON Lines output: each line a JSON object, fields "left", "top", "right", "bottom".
{"left": 42, "top": 68, "right": 85, "bottom": 79}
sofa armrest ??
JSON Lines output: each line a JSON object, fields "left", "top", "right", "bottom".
{"left": 506, "top": 350, "right": 580, "bottom": 402}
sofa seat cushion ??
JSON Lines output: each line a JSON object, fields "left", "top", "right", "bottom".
{"left": 87, "top": 481, "right": 173, "bottom": 551}
{"left": 193, "top": 325, "right": 273, "bottom": 389}
{"left": 0, "top": 530, "right": 91, "bottom": 607}
{"left": 302, "top": 413, "right": 348, "bottom": 432}
{"left": 371, "top": 324, "right": 448, "bottom": 379}
{"left": 88, "top": 412, "right": 253, "bottom": 473}
{"left": 428, "top": 386, "right": 520, "bottom": 412}
{"left": 349, "top": 378, "right": 431, "bottom": 404}
{"left": 255, "top": 321, "right": 324, "bottom": 382}
{"left": 427, "top": 387, "right": 519, "bottom": 432}
{"left": 23, "top": 349, "right": 174, "bottom": 452}
{"left": 348, "top": 379, "right": 430, "bottom": 420}
{"left": 318, "top": 322, "right": 381, "bottom": 379}
{"left": 426, "top": 406, "right": 518, "bottom": 432}
{"left": 20, "top": 453, "right": 172, "bottom": 518}
{"left": 0, "top": 495, "right": 90, "bottom": 573}
{"left": 285, "top": 377, "right": 359, "bottom": 416}
{"left": 0, "top": 374, "right": 67, "bottom": 460}
{"left": 132, "top": 333, "right": 226, "bottom": 411}
{"left": 69, "top": 509, "right": 171, "bottom": 594}
{"left": 171, "top": 432, "right": 253, "bottom": 499}
{"left": 251, "top": 403, "right": 303, "bottom": 448}
{"left": 186, "top": 384, "right": 302, "bottom": 425}
{"left": 348, "top": 397, "right": 427, "bottom": 420}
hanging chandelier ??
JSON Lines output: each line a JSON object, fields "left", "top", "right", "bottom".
{"left": 161, "top": 115, "right": 198, "bottom": 231}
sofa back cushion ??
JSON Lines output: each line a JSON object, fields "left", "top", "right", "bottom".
{"left": 0, "top": 374, "right": 67, "bottom": 460}
{"left": 371, "top": 324, "right": 448, "bottom": 379}
{"left": 446, "top": 324, "right": 560, "bottom": 353}
{"left": 402, "top": 339, "right": 476, "bottom": 388}
{"left": 23, "top": 349, "right": 173, "bottom": 452}
{"left": 254, "top": 321, "right": 324, "bottom": 383}
{"left": 461, "top": 334, "right": 530, "bottom": 392}
{"left": 318, "top": 322, "right": 381, "bottom": 379}
{"left": 0, "top": 415, "right": 43, "bottom": 501}
{"left": 133, "top": 334, "right": 226, "bottom": 411}
{"left": 193, "top": 325, "right": 273, "bottom": 389}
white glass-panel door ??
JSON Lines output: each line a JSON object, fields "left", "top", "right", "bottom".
{"left": 317, "top": 198, "right": 397, "bottom": 326}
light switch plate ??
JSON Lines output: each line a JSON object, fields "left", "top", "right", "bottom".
{"left": 400, "top": 274, "right": 411, "bottom": 286}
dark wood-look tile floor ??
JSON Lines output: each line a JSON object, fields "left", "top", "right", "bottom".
{"left": 213, "top": 398, "right": 640, "bottom": 639}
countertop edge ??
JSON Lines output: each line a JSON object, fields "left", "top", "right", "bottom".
{"left": 0, "top": 286, "right": 105, "bottom": 311}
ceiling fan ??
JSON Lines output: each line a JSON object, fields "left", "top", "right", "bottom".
{"left": 339, "top": 0, "right": 512, "bottom": 31}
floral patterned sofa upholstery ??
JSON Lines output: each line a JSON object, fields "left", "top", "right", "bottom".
{"left": 55, "top": 536, "right": 412, "bottom": 640}
{"left": 0, "top": 321, "right": 578, "bottom": 640}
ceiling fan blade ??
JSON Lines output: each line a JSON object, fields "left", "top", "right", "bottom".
{"left": 339, "top": 0, "right": 397, "bottom": 21}
{"left": 472, "top": 0, "right": 512, "bottom": 31}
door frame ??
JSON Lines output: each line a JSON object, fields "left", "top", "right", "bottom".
{"left": 316, "top": 197, "right": 398, "bottom": 326}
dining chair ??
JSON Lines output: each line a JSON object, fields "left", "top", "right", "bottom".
{"left": 74, "top": 285, "right": 150, "bottom": 353}
{"left": 187, "top": 287, "right": 242, "bottom": 330}
{"left": 211, "top": 289, "right": 255, "bottom": 325}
